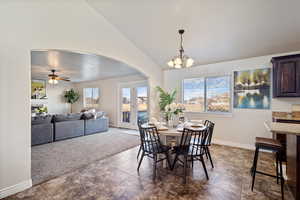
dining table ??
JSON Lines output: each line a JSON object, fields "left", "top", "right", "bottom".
{"left": 141, "top": 122, "right": 208, "bottom": 167}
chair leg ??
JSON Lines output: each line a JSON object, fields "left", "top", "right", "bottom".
{"left": 183, "top": 155, "right": 187, "bottom": 184}
{"left": 137, "top": 151, "right": 144, "bottom": 171}
{"left": 206, "top": 147, "right": 214, "bottom": 168}
{"left": 191, "top": 156, "right": 194, "bottom": 168}
{"left": 205, "top": 148, "right": 209, "bottom": 159}
{"left": 137, "top": 145, "right": 142, "bottom": 160}
{"left": 251, "top": 147, "right": 259, "bottom": 191}
{"left": 279, "top": 158, "right": 284, "bottom": 200}
{"left": 172, "top": 154, "right": 179, "bottom": 170}
{"left": 200, "top": 155, "right": 209, "bottom": 180}
{"left": 276, "top": 152, "right": 279, "bottom": 184}
{"left": 164, "top": 152, "right": 172, "bottom": 169}
{"left": 153, "top": 154, "right": 157, "bottom": 180}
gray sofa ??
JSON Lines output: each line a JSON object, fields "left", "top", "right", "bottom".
{"left": 31, "top": 112, "right": 109, "bottom": 145}
{"left": 52, "top": 113, "right": 85, "bottom": 141}
{"left": 31, "top": 115, "right": 54, "bottom": 146}
{"left": 84, "top": 116, "right": 109, "bottom": 135}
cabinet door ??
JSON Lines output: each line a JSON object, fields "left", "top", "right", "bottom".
{"left": 275, "top": 60, "right": 300, "bottom": 97}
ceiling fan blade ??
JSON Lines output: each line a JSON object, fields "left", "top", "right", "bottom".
{"left": 57, "top": 77, "right": 70, "bottom": 81}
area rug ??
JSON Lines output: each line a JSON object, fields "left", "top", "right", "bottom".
{"left": 31, "top": 128, "right": 139, "bottom": 185}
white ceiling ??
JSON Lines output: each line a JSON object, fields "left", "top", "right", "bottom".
{"left": 87, "top": 0, "right": 300, "bottom": 68}
{"left": 31, "top": 50, "right": 142, "bottom": 82}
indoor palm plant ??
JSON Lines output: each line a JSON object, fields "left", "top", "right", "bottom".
{"left": 156, "top": 86, "right": 185, "bottom": 126}
{"left": 64, "top": 89, "right": 80, "bottom": 113}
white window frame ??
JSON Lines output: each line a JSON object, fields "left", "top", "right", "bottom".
{"left": 182, "top": 75, "right": 232, "bottom": 114}
{"left": 83, "top": 88, "right": 99, "bottom": 108}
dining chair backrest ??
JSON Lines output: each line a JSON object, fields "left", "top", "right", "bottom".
{"left": 179, "top": 128, "right": 209, "bottom": 156}
{"left": 139, "top": 126, "right": 162, "bottom": 154}
{"left": 204, "top": 120, "right": 215, "bottom": 146}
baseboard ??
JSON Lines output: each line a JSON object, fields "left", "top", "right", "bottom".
{"left": 212, "top": 139, "right": 255, "bottom": 150}
{"left": 0, "top": 179, "right": 32, "bottom": 199}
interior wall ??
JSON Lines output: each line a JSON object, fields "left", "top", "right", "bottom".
{"left": 163, "top": 51, "right": 300, "bottom": 149}
{"left": 73, "top": 74, "right": 147, "bottom": 126}
{"left": 31, "top": 82, "right": 74, "bottom": 114}
{"left": 0, "top": 0, "right": 162, "bottom": 198}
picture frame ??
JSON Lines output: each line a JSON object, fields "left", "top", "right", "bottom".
{"left": 233, "top": 68, "right": 271, "bottom": 109}
{"left": 31, "top": 79, "right": 47, "bottom": 99}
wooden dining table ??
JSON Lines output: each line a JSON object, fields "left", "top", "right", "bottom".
{"left": 141, "top": 123, "right": 208, "bottom": 167}
{"left": 141, "top": 123, "right": 208, "bottom": 147}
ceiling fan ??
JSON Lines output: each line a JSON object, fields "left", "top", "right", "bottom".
{"left": 48, "top": 69, "right": 70, "bottom": 84}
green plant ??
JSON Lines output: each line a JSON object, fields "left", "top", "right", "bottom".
{"left": 156, "top": 86, "right": 177, "bottom": 111}
{"left": 64, "top": 89, "right": 80, "bottom": 112}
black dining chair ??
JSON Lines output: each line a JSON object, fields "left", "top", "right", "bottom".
{"left": 203, "top": 120, "right": 215, "bottom": 168}
{"left": 137, "top": 119, "right": 148, "bottom": 160}
{"left": 172, "top": 128, "right": 209, "bottom": 183}
{"left": 137, "top": 126, "right": 172, "bottom": 179}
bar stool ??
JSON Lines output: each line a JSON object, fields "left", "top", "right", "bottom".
{"left": 251, "top": 137, "right": 284, "bottom": 200}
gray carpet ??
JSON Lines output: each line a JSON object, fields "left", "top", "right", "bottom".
{"left": 31, "top": 128, "right": 139, "bottom": 185}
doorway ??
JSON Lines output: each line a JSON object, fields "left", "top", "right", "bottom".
{"left": 119, "top": 81, "right": 149, "bottom": 129}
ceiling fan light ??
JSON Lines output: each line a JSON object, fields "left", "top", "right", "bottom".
{"left": 48, "top": 78, "right": 58, "bottom": 84}
{"left": 48, "top": 79, "right": 54, "bottom": 84}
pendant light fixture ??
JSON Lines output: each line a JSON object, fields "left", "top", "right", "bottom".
{"left": 167, "top": 29, "right": 194, "bottom": 69}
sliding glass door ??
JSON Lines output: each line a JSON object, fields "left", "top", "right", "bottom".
{"left": 119, "top": 82, "right": 148, "bottom": 129}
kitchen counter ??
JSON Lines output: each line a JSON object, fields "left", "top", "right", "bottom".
{"left": 264, "top": 121, "right": 300, "bottom": 136}
{"left": 272, "top": 116, "right": 300, "bottom": 121}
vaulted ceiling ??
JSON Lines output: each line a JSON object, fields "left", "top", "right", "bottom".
{"left": 87, "top": 0, "right": 300, "bottom": 68}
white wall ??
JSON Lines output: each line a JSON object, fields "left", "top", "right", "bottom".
{"left": 163, "top": 51, "right": 300, "bottom": 149}
{"left": 31, "top": 82, "right": 74, "bottom": 114}
{"left": 73, "top": 74, "right": 147, "bottom": 126}
{"left": 0, "top": 0, "right": 162, "bottom": 198}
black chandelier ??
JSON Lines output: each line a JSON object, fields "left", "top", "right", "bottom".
{"left": 167, "top": 29, "right": 194, "bottom": 68}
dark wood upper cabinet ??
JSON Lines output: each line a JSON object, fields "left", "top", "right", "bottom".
{"left": 271, "top": 54, "right": 300, "bottom": 97}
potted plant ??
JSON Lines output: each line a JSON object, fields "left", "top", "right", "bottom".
{"left": 156, "top": 86, "right": 185, "bottom": 127}
{"left": 64, "top": 89, "right": 80, "bottom": 113}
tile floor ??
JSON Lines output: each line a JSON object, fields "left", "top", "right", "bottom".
{"left": 5, "top": 145, "right": 293, "bottom": 200}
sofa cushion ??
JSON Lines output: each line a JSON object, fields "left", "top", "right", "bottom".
{"left": 53, "top": 113, "right": 82, "bottom": 122}
{"left": 82, "top": 111, "right": 106, "bottom": 120}
{"left": 94, "top": 111, "right": 105, "bottom": 119}
{"left": 32, "top": 115, "right": 53, "bottom": 125}
{"left": 81, "top": 112, "right": 95, "bottom": 120}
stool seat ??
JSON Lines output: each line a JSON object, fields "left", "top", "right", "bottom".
{"left": 255, "top": 137, "right": 282, "bottom": 149}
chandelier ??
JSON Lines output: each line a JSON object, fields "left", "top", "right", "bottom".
{"left": 167, "top": 29, "right": 194, "bottom": 69}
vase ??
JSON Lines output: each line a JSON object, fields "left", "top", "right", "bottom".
{"left": 166, "top": 115, "right": 178, "bottom": 128}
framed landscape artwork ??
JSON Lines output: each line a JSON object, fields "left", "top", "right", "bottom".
{"left": 233, "top": 68, "right": 271, "bottom": 109}
{"left": 31, "top": 80, "right": 47, "bottom": 99}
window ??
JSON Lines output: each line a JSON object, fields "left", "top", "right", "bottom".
{"left": 206, "top": 76, "right": 231, "bottom": 112}
{"left": 83, "top": 88, "right": 99, "bottom": 108}
{"left": 183, "top": 78, "right": 205, "bottom": 112}
{"left": 183, "top": 76, "right": 231, "bottom": 113}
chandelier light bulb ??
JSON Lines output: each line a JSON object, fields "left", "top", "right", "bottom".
{"left": 174, "top": 57, "right": 182, "bottom": 65}
{"left": 186, "top": 58, "right": 194, "bottom": 67}
{"left": 167, "top": 60, "right": 174, "bottom": 67}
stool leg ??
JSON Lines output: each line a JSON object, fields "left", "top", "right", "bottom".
{"left": 251, "top": 147, "right": 259, "bottom": 191}
{"left": 279, "top": 158, "right": 284, "bottom": 200}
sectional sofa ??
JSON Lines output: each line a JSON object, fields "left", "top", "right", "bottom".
{"left": 31, "top": 112, "right": 109, "bottom": 146}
